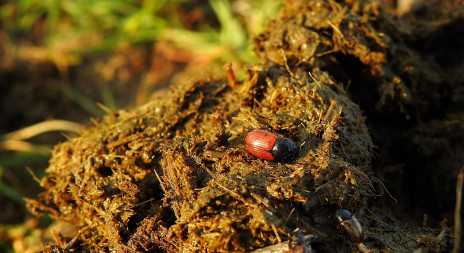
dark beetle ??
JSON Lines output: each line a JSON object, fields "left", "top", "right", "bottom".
{"left": 245, "top": 130, "right": 299, "bottom": 163}
{"left": 335, "top": 209, "right": 364, "bottom": 244}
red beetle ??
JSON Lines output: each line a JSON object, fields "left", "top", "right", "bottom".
{"left": 245, "top": 130, "right": 299, "bottom": 163}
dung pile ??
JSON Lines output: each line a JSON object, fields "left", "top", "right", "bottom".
{"left": 27, "top": 66, "right": 376, "bottom": 252}
{"left": 27, "top": 0, "right": 463, "bottom": 252}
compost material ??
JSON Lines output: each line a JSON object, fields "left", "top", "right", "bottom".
{"left": 27, "top": 0, "right": 464, "bottom": 252}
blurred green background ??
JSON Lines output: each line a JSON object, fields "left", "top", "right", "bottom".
{"left": 0, "top": 0, "right": 282, "bottom": 251}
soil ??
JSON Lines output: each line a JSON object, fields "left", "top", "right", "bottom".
{"left": 26, "top": 0, "right": 464, "bottom": 252}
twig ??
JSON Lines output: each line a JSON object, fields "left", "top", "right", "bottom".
{"left": 26, "top": 167, "right": 42, "bottom": 184}
{"left": 62, "top": 226, "right": 90, "bottom": 250}
{"left": 308, "top": 70, "right": 322, "bottom": 89}
{"left": 452, "top": 167, "right": 464, "bottom": 253}
{"left": 224, "top": 63, "right": 238, "bottom": 88}
{"left": 280, "top": 48, "right": 294, "bottom": 78}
